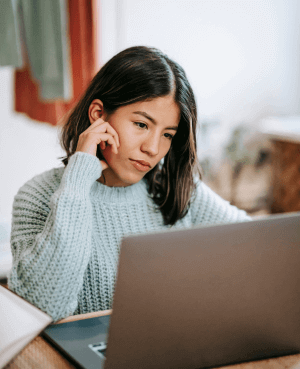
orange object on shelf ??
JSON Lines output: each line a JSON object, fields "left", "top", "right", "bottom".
{"left": 14, "top": 0, "right": 99, "bottom": 126}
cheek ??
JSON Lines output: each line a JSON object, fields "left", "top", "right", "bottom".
{"left": 101, "top": 140, "right": 126, "bottom": 165}
{"left": 160, "top": 142, "right": 172, "bottom": 158}
{"left": 150, "top": 145, "right": 171, "bottom": 168}
{"left": 102, "top": 146, "right": 114, "bottom": 163}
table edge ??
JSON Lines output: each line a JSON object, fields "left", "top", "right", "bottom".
{"left": 54, "top": 309, "right": 112, "bottom": 324}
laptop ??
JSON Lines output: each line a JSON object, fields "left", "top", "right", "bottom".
{"left": 1, "top": 211, "right": 300, "bottom": 369}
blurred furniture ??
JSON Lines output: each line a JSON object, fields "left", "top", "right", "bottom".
{"left": 4, "top": 308, "right": 300, "bottom": 369}
{"left": 224, "top": 125, "right": 272, "bottom": 212}
{"left": 207, "top": 124, "right": 273, "bottom": 216}
{"left": 260, "top": 116, "right": 300, "bottom": 214}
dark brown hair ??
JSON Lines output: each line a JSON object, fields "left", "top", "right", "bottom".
{"left": 59, "top": 46, "right": 202, "bottom": 225}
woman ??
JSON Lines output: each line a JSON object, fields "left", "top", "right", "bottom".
{"left": 8, "top": 46, "right": 251, "bottom": 321}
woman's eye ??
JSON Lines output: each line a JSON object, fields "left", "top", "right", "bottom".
{"left": 134, "top": 122, "right": 147, "bottom": 129}
{"left": 164, "top": 133, "right": 174, "bottom": 140}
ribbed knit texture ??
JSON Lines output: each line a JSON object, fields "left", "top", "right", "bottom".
{"left": 8, "top": 152, "right": 251, "bottom": 321}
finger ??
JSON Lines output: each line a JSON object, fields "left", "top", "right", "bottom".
{"left": 78, "top": 119, "right": 105, "bottom": 138}
{"left": 106, "top": 136, "right": 118, "bottom": 154}
{"left": 90, "top": 122, "right": 120, "bottom": 147}
{"left": 91, "top": 117, "right": 106, "bottom": 126}
{"left": 105, "top": 125, "right": 120, "bottom": 147}
{"left": 107, "top": 137, "right": 118, "bottom": 154}
{"left": 106, "top": 128, "right": 120, "bottom": 149}
{"left": 99, "top": 133, "right": 118, "bottom": 154}
{"left": 100, "top": 160, "right": 109, "bottom": 171}
{"left": 101, "top": 126, "right": 120, "bottom": 148}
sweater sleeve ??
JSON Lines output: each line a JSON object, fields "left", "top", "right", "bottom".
{"left": 190, "top": 180, "right": 252, "bottom": 226}
{"left": 8, "top": 152, "right": 102, "bottom": 322}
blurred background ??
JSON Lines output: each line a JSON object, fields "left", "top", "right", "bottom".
{"left": 1, "top": 0, "right": 300, "bottom": 278}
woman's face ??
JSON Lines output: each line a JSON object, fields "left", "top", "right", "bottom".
{"left": 100, "top": 95, "right": 180, "bottom": 187}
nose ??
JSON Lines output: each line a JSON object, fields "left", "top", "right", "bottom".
{"left": 140, "top": 133, "right": 160, "bottom": 157}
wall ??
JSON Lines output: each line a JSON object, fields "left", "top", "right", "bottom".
{"left": 101, "top": 0, "right": 300, "bottom": 160}
{"left": 0, "top": 68, "right": 64, "bottom": 226}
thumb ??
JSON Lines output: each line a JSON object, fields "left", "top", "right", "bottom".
{"left": 100, "top": 160, "right": 109, "bottom": 171}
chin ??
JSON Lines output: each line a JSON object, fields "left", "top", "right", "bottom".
{"left": 104, "top": 164, "right": 146, "bottom": 187}
{"left": 103, "top": 155, "right": 149, "bottom": 186}
{"left": 118, "top": 171, "right": 146, "bottom": 186}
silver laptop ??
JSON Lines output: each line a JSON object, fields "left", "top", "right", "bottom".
{"left": 3, "top": 212, "right": 300, "bottom": 369}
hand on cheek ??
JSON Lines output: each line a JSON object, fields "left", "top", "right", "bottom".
{"left": 100, "top": 139, "right": 119, "bottom": 171}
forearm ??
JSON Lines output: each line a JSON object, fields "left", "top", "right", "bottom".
{"left": 191, "top": 180, "right": 252, "bottom": 226}
{"left": 8, "top": 152, "right": 101, "bottom": 321}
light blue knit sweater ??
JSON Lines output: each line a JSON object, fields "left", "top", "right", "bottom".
{"left": 8, "top": 152, "right": 251, "bottom": 321}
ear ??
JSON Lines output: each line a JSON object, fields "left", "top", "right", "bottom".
{"left": 88, "top": 99, "right": 106, "bottom": 124}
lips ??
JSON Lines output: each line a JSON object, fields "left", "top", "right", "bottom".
{"left": 131, "top": 159, "right": 151, "bottom": 168}
{"left": 129, "top": 159, "right": 151, "bottom": 172}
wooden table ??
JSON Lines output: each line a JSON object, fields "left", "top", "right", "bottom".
{"left": 4, "top": 310, "right": 112, "bottom": 369}
{"left": 4, "top": 310, "right": 300, "bottom": 369}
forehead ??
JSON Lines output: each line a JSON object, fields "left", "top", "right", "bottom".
{"left": 117, "top": 96, "right": 181, "bottom": 127}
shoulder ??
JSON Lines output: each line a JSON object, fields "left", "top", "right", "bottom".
{"left": 192, "top": 178, "right": 226, "bottom": 204}
{"left": 190, "top": 178, "right": 251, "bottom": 224}
{"left": 17, "top": 166, "right": 64, "bottom": 195}
{"left": 11, "top": 166, "right": 66, "bottom": 238}
{"left": 13, "top": 166, "right": 65, "bottom": 209}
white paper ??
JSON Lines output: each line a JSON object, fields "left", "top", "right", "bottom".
{"left": 0, "top": 286, "right": 52, "bottom": 368}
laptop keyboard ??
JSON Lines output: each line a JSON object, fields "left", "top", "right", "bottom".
{"left": 88, "top": 341, "right": 107, "bottom": 358}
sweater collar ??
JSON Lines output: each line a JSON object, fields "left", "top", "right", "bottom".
{"left": 90, "top": 178, "right": 149, "bottom": 203}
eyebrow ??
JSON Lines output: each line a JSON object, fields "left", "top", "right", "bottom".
{"left": 133, "top": 111, "right": 178, "bottom": 131}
